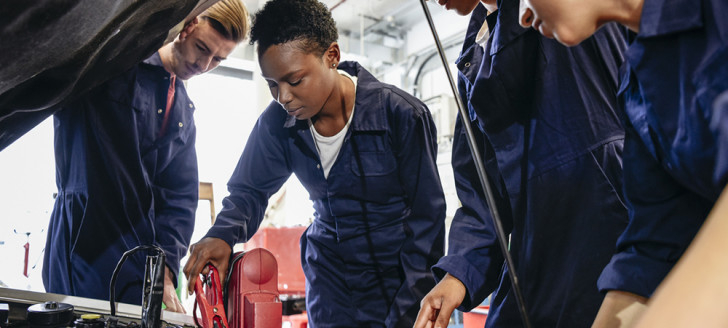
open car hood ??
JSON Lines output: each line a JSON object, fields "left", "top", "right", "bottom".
{"left": 0, "top": 0, "right": 217, "bottom": 150}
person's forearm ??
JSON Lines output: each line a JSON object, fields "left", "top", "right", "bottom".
{"left": 633, "top": 188, "right": 728, "bottom": 327}
{"left": 592, "top": 290, "right": 648, "bottom": 328}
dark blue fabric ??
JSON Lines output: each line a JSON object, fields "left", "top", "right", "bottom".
{"left": 42, "top": 53, "right": 198, "bottom": 305}
{"left": 206, "top": 62, "right": 446, "bottom": 328}
{"left": 714, "top": 91, "right": 728, "bottom": 184}
{"left": 598, "top": 0, "right": 728, "bottom": 297}
{"left": 432, "top": 3, "right": 629, "bottom": 327}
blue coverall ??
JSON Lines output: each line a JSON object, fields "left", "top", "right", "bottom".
{"left": 43, "top": 53, "right": 198, "bottom": 304}
{"left": 205, "top": 62, "right": 446, "bottom": 328}
{"left": 432, "top": 3, "right": 629, "bottom": 327}
{"left": 598, "top": 0, "right": 728, "bottom": 297}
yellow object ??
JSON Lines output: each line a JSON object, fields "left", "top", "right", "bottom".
{"left": 80, "top": 314, "right": 102, "bottom": 320}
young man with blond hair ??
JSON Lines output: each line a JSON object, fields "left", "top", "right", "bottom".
{"left": 42, "top": 0, "right": 249, "bottom": 312}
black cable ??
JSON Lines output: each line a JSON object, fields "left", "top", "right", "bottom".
{"left": 222, "top": 251, "right": 245, "bottom": 311}
{"left": 417, "top": 1, "right": 532, "bottom": 327}
{"left": 109, "top": 245, "right": 165, "bottom": 316}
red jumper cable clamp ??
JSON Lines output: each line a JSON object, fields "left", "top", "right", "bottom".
{"left": 194, "top": 264, "right": 228, "bottom": 328}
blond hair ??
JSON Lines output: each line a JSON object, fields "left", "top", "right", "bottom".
{"left": 201, "top": 0, "right": 250, "bottom": 44}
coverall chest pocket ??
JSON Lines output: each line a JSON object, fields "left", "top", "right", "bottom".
{"left": 349, "top": 150, "right": 400, "bottom": 200}
{"left": 96, "top": 74, "right": 155, "bottom": 151}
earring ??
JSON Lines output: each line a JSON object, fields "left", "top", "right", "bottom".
{"left": 332, "top": 63, "right": 336, "bottom": 67}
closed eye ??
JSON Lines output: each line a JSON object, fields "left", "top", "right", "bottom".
{"left": 196, "top": 43, "right": 208, "bottom": 53}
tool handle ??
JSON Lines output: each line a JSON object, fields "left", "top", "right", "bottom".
{"left": 23, "top": 242, "right": 29, "bottom": 277}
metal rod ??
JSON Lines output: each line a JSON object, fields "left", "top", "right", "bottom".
{"left": 417, "top": 1, "right": 532, "bottom": 327}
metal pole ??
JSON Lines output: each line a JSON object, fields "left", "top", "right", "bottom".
{"left": 417, "top": 1, "right": 532, "bottom": 327}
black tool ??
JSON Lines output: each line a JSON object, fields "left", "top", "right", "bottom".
{"left": 109, "top": 245, "right": 166, "bottom": 328}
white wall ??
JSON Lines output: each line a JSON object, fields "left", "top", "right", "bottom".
{"left": 0, "top": 118, "right": 55, "bottom": 291}
{"left": 405, "top": 7, "right": 470, "bottom": 56}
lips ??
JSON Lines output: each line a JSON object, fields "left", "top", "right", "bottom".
{"left": 186, "top": 63, "right": 201, "bottom": 76}
{"left": 286, "top": 107, "right": 303, "bottom": 117}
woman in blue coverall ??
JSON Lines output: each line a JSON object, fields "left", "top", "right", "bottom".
{"left": 183, "top": 0, "right": 446, "bottom": 327}
{"left": 415, "top": 0, "right": 630, "bottom": 327}
{"left": 519, "top": 0, "right": 728, "bottom": 326}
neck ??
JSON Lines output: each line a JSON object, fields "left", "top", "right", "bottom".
{"left": 313, "top": 73, "right": 355, "bottom": 136}
{"left": 609, "top": 0, "right": 644, "bottom": 32}
{"left": 480, "top": 0, "right": 497, "bottom": 13}
{"left": 158, "top": 42, "right": 176, "bottom": 75}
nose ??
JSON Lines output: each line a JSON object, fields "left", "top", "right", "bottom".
{"left": 519, "top": 0, "right": 535, "bottom": 28}
{"left": 277, "top": 84, "right": 293, "bottom": 106}
{"left": 196, "top": 55, "right": 214, "bottom": 73}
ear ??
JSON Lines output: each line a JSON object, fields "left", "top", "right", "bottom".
{"left": 323, "top": 42, "right": 341, "bottom": 69}
{"left": 179, "top": 16, "right": 200, "bottom": 41}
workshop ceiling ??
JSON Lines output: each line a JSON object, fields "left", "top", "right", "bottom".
{"left": 243, "top": 0, "right": 426, "bottom": 44}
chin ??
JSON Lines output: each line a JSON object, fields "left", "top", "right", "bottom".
{"left": 454, "top": 3, "right": 480, "bottom": 15}
{"left": 178, "top": 71, "right": 198, "bottom": 81}
{"left": 555, "top": 35, "right": 586, "bottom": 47}
{"left": 553, "top": 29, "right": 588, "bottom": 47}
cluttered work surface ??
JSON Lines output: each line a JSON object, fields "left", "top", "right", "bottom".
{"left": 0, "top": 287, "right": 195, "bottom": 328}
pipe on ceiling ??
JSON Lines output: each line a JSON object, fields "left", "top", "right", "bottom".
{"left": 329, "top": 0, "right": 346, "bottom": 11}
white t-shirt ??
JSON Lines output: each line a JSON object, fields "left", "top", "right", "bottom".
{"left": 309, "top": 70, "right": 358, "bottom": 179}
{"left": 476, "top": 4, "right": 494, "bottom": 49}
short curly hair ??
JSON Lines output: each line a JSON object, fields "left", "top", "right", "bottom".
{"left": 250, "top": 0, "right": 338, "bottom": 56}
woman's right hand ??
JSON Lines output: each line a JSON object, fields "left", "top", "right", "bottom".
{"left": 183, "top": 237, "right": 232, "bottom": 294}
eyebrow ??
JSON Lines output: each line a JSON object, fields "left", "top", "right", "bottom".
{"left": 261, "top": 69, "right": 304, "bottom": 82}
{"left": 197, "top": 40, "right": 227, "bottom": 61}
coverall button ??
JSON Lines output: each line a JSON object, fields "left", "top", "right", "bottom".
{"left": 178, "top": 122, "right": 183, "bottom": 127}
{"left": 316, "top": 164, "right": 321, "bottom": 169}
{"left": 189, "top": 104, "right": 194, "bottom": 108}
{"left": 157, "top": 109, "right": 163, "bottom": 114}
{"left": 464, "top": 62, "right": 471, "bottom": 67}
